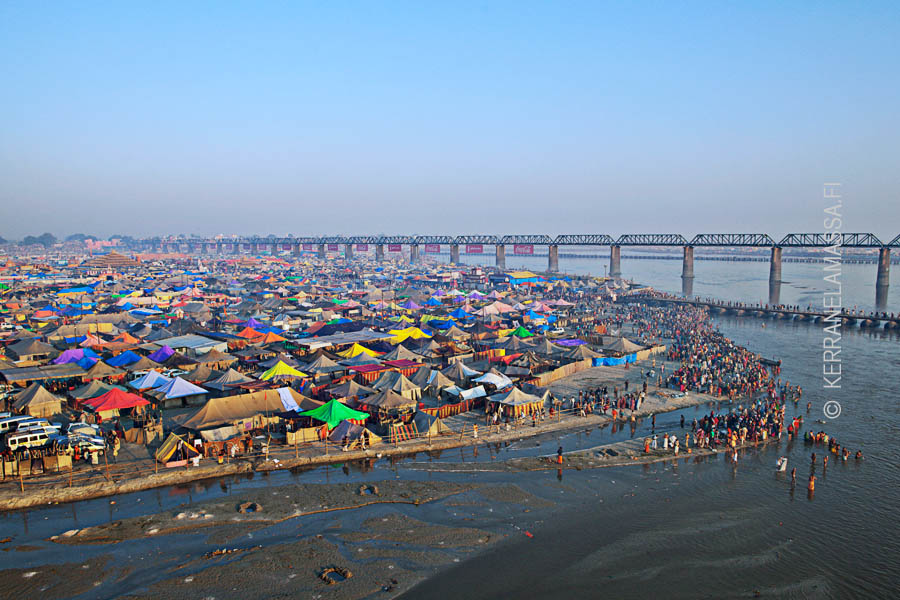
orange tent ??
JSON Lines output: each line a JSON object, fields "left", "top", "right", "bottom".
{"left": 237, "top": 326, "right": 262, "bottom": 339}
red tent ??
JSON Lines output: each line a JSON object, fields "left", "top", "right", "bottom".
{"left": 83, "top": 388, "right": 150, "bottom": 412}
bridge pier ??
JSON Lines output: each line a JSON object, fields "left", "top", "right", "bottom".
{"left": 681, "top": 276, "right": 694, "bottom": 297}
{"left": 450, "top": 244, "right": 460, "bottom": 264}
{"left": 548, "top": 244, "right": 559, "bottom": 273}
{"left": 375, "top": 244, "right": 385, "bottom": 262}
{"left": 768, "top": 280, "right": 781, "bottom": 306}
{"left": 681, "top": 245, "right": 694, "bottom": 279}
{"left": 609, "top": 245, "right": 621, "bottom": 278}
{"left": 410, "top": 243, "right": 419, "bottom": 264}
{"left": 317, "top": 244, "right": 326, "bottom": 260}
{"left": 769, "top": 246, "right": 782, "bottom": 283}
{"left": 876, "top": 247, "right": 890, "bottom": 310}
{"left": 344, "top": 243, "right": 353, "bottom": 260}
{"left": 495, "top": 245, "right": 506, "bottom": 270}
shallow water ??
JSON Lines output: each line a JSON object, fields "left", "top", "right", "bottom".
{"left": 403, "top": 316, "right": 900, "bottom": 599}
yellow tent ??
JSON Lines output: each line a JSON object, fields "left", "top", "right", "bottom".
{"left": 388, "top": 327, "right": 433, "bottom": 345}
{"left": 155, "top": 432, "right": 201, "bottom": 463}
{"left": 260, "top": 360, "right": 308, "bottom": 380}
{"left": 337, "top": 343, "right": 381, "bottom": 358}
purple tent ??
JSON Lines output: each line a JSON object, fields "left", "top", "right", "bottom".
{"left": 555, "top": 339, "right": 587, "bottom": 347}
{"left": 399, "top": 300, "right": 422, "bottom": 310}
{"left": 242, "top": 317, "right": 264, "bottom": 329}
{"left": 53, "top": 348, "right": 99, "bottom": 365}
{"left": 147, "top": 345, "right": 175, "bottom": 363}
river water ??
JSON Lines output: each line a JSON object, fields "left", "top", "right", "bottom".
{"left": 1, "top": 260, "right": 897, "bottom": 598}
{"left": 441, "top": 251, "right": 900, "bottom": 313}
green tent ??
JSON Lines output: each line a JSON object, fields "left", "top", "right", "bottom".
{"left": 297, "top": 399, "right": 369, "bottom": 429}
{"left": 509, "top": 326, "right": 534, "bottom": 338}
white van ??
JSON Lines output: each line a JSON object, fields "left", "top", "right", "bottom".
{"left": 0, "top": 416, "right": 40, "bottom": 436}
{"left": 4, "top": 429, "right": 51, "bottom": 452}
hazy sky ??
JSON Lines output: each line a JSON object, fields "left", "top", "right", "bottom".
{"left": 1, "top": 2, "right": 898, "bottom": 241}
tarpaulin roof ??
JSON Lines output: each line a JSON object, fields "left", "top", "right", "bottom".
{"left": 146, "top": 345, "right": 175, "bottom": 363}
{"left": 298, "top": 399, "right": 369, "bottom": 429}
{"left": 154, "top": 376, "right": 207, "bottom": 399}
{"left": 83, "top": 388, "right": 150, "bottom": 411}
{"left": 260, "top": 360, "right": 308, "bottom": 380}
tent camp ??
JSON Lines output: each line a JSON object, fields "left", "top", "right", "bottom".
{"left": 12, "top": 383, "right": 62, "bottom": 417}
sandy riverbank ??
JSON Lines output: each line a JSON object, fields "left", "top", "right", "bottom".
{"left": 0, "top": 364, "right": 731, "bottom": 512}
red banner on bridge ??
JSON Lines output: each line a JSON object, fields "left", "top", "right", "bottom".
{"left": 424, "top": 243, "right": 441, "bottom": 253}
{"left": 466, "top": 244, "right": 483, "bottom": 254}
{"left": 302, "top": 243, "right": 314, "bottom": 251}
{"left": 355, "top": 243, "right": 368, "bottom": 251}
{"left": 513, "top": 244, "right": 534, "bottom": 255}
{"left": 388, "top": 244, "right": 402, "bottom": 252}
{"left": 242, "top": 243, "right": 252, "bottom": 251}
{"left": 281, "top": 243, "right": 292, "bottom": 251}
{"left": 327, "top": 244, "right": 339, "bottom": 251}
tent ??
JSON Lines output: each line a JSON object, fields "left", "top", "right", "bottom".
{"left": 260, "top": 360, "right": 308, "bottom": 381}
{"left": 371, "top": 370, "right": 422, "bottom": 400}
{"left": 473, "top": 369, "right": 513, "bottom": 390}
{"left": 412, "top": 411, "right": 452, "bottom": 436}
{"left": 362, "top": 389, "right": 417, "bottom": 415}
{"left": 83, "top": 388, "right": 150, "bottom": 414}
{"left": 180, "top": 388, "right": 313, "bottom": 430}
{"left": 205, "top": 368, "right": 255, "bottom": 393}
{"left": 70, "top": 379, "right": 118, "bottom": 401}
{"left": 53, "top": 348, "right": 98, "bottom": 365}
{"left": 488, "top": 387, "right": 545, "bottom": 417}
{"left": 146, "top": 345, "right": 175, "bottom": 363}
{"left": 337, "top": 343, "right": 381, "bottom": 358}
{"left": 126, "top": 356, "right": 161, "bottom": 372}
{"left": 327, "top": 420, "right": 381, "bottom": 448}
{"left": 12, "top": 383, "right": 62, "bottom": 417}
{"left": 507, "top": 326, "right": 534, "bottom": 338}
{"left": 106, "top": 350, "right": 142, "bottom": 367}
{"left": 83, "top": 360, "right": 125, "bottom": 380}
{"left": 297, "top": 399, "right": 369, "bottom": 429}
{"left": 153, "top": 376, "right": 207, "bottom": 400}
{"left": 441, "top": 361, "right": 482, "bottom": 383}
{"left": 129, "top": 370, "right": 171, "bottom": 390}
{"left": 606, "top": 337, "right": 644, "bottom": 355}
{"left": 156, "top": 432, "right": 200, "bottom": 463}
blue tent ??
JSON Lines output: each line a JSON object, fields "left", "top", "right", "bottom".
{"left": 107, "top": 350, "right": 142, "bottom": 367}
{"left": 77, "top": 356, "right": 98, "bottom": 369}
{"left": 448, "top": 307, "right": 472, "bottom": 319}
{"left": 425, "top": 297, "right": 442, "bottom": 306}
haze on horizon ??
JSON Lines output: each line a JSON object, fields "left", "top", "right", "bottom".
{"left": 1, "top": 2, "right": 898, "bottom": 241}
